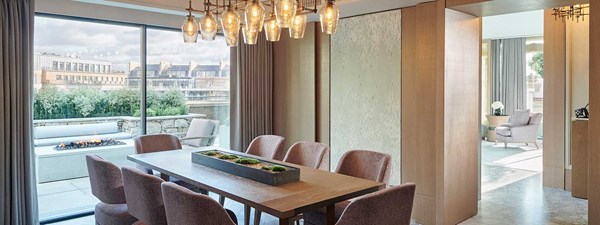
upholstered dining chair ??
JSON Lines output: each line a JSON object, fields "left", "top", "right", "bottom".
{"left": 245, "top": 135, "right": 286, "bottom": 160}
{"left": 335, "top": 183, "right": 416, "bottom": 225}
{"left": 161, "top": 182, "right": 238, "bottom": 225}
{"left": 134, "top": 134, "right": 205, "bottom": 193}
{"left": 121, "top": 167, "right": 167, "bottom": 225}
{"left": 304, "top": 150, "right": 393, "bottom": 225}
{"left": 283, "top": 141, "right": 330, "bottom": 170}
{"left": 251, "top": 141, "right": 331, "bottom": 225}
{"left": 86, "top": 155, "right": 138, "bottom": 225}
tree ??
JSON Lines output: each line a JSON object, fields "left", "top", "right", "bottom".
{"left": 529, "top": 52, "right": 544, "bottom": 78}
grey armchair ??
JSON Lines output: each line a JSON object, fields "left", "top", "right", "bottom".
{"left": 180, "top": 118, "right": 220, "bottom": 147}
{"left": 495, "top": 112, "right": 543, "bottom": 149}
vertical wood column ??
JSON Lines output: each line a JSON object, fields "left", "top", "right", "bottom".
{"left": 401, "top": 1, "right": 480, "bottom": 224}
{"left": 543, "top": 9, "right": 567, "bottom": 189}
{"left": 588, "top": 1, "right": 599, "bottom": 224}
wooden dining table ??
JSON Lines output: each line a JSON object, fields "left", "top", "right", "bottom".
{"left": 127, "top": 147, "right": 384, "bottom": 225}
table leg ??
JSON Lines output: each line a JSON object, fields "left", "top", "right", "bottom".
{"left": 279, "top": 217, "right": 290, "bottom": 225}
{"left": 326, "top": 204, "right": 335, "bottom": 225}
{"left": 244, "top": 205, "right": 251, "bottom": 225}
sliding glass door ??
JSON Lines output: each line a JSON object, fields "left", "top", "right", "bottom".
{"left": 33, "top": 14, "right": 231, "bottom": 222}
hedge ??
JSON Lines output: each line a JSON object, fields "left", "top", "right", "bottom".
{"left": 34, "top": 86, "right": 188, "bottom": 120}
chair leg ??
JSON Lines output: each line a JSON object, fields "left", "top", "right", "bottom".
{"left": 254, "top": 209, "right": 262, "bottom": 225}
{"left": 504, "top": 142, "right": 507, "bottom": 149}
{"left": 535, "top": 142, "right": 540, "bottom": 150}
{"left": 219, "top": 195, "right": 226, "bottom": 206}
{"left": 244, "top": 205, "right": 251, "bottom": 225}
{"left": 525, "top": 143, "right": 529, "bottom": 146}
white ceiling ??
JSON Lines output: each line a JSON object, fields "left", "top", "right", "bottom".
{"left": 74, "top": 0, "right": 430, "bottom": 19}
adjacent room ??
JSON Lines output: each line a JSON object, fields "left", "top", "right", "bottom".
{"left": 1, "top": 1, "right": 597, "bottom": 225}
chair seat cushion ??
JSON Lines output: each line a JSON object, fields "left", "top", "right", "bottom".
{"left": 95, "top": 202, "right": 138, "bottom": 225}
{"left": 303, "top": 201, "right": 351, "bottom": 225}
{"left": 495, "top": 127, "right": 511, "bottom": 137}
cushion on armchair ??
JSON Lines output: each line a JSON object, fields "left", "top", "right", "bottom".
{"left": 495, "top": 126, "right": 511, "bottom": 137}
{"left": 510, "top": 110, "right": 531, "bottom": 126}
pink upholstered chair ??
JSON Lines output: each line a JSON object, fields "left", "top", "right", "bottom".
{"left": 245, "top": 135, "right": 286, "bottom": 160}
{"left": 283, "top": 141, "right": 330, "bottom": 170}
{"left": 86, "top": 155, "right": 138, "bottom": 225}
{"left": 121, "top": 167, "right": 167, "bottom": 225}
{"left": 336, "top": 183, "right": 416, "bottom": 225}
{"left": 304, "top": 150, "right": 393, "bottom": 225}
{"left": 134, "top": 134, "right": 204, "bottom": 193}
{"left": 161, "top": 182, "right": 238, "bottom": 225}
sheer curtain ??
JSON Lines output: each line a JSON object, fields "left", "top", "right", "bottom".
{"left": 490, "top": 38, "right": 527, "bottom": 116}
{"left": 0, "top": 0, "right": 38, "bottom": 224}
{"left": 230, "top": 32, "right": 274, "bottom": 151}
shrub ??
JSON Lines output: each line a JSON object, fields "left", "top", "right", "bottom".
{"left": 33, "top": 86, "right": 189, "bottom": 120}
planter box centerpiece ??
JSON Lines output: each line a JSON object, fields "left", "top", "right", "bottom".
{"left": 192, "top": 150, "right": 300, "bottom": 186}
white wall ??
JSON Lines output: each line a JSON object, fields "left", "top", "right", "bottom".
{"left": 483, "top": 10, "right": 544, "bottom": 40}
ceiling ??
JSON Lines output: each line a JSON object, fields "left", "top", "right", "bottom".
{"left": 74, "top": 0, "right": 431, "bottom": 19}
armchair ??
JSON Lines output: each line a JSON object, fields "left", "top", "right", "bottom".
{"left": 495, "top": 112, "right": 543, "bottom": 149}
{"left": 180, "top": 118, "right": 220, "bottom": 147}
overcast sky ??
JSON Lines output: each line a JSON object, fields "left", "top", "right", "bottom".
{"left": 34, "top": 16, "right": 230, "bottom": 71}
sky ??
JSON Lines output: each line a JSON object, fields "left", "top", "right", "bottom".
{"left": 34, "top": 16, "right": 230, "bottom": 71}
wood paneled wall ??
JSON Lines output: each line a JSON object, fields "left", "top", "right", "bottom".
{"left": 402, "top": 2, "right": 480, "bottom": 224}
{"left": 588, "top": 0, "right": 599, "bottom": 224}
{"left": 273, "top": 23, "right": 330, "bottom": 151}
{"left": 543, "top": 9, "right": 567, "bottom": 189}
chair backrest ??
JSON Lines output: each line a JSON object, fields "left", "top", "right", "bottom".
{"left": 161, "top": 182, "right": 237, "bottom": 225}
{"left": 121, "top": 167, "right": 167, "bottom": 225}
{"left": 529, "top": 113, "right": 543, "bottom": 125}
{"left": 336, "top": 183, "right": 416, "bottom": 225}
{"left": 134, "top": 134, "right": 182, "bottom": 154}
{"left": 85, "top": 154, "right": 127, "bottom": 204}
{"left": 183, "top": 119, "right": 220, "bottom": 147}
{"left": 245, "top": 135, "right": 286, "bottom": 160}
{"left": 283, "top": 141, "right": 330, "bottom": 170}
{"left": 335, "top": 150, "right": 392, "bottom": 185}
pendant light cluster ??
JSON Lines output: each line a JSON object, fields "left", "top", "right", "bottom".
{"left": 181, "top": 0, "right": 340, "bottom": 47}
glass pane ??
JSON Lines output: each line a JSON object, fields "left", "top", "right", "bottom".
{"left": 33, "top": 16, "right": 141, "bottom": 219}
{"left": 145, "top": 29, "right": 231, "bottom": 148}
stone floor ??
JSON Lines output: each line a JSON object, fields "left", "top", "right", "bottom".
{"left": 46, "top": 140, "right": 588, "bottom": 225}
{"left": 38, "top": 177, "right": 98, "bottom": 220}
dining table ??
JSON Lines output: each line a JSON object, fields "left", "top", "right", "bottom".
{"left": 127, "top": 147, "right": 385, "bottom": 225}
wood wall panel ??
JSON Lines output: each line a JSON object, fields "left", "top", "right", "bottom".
{"left": 315, "top": 24, "right": 331, "bottom": 146}
{"left": 543, "top": 9, "right": 567, "bottom": 189}
{"left": 273, "top": 26, "right": 317, "bottom": 150}
{"left": 401, "top": 1, "right": 480, "bottom": 224}
{"left": 588, "top": 0, "right": 599, "bottom": 223}
{"left": 443, "top": 8, "right": 481, "bottom": 225}
{"left": 571, "top": 120, "right": 588, "bottom": 198}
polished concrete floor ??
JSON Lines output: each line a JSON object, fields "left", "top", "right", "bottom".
{"left": 49, "top": 141, "right": 587, "bottom": 225}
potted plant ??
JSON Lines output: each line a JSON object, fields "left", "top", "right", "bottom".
{"left": 491, "top": 101, "right": 505, "bottom": 116}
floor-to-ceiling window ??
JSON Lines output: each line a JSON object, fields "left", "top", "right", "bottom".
{"left": 33, "top": 15, "right": 231, "bottom": 222}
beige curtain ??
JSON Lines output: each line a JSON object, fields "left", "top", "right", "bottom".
{"left": 230, "top": 32, "right": 274, "bottom": 151}
{"left": 0, "top": 0, "right": 38, "bottom": 224}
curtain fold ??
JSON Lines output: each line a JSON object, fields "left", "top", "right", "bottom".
{"left": 490, "top": 38, "right": 527, "bottom": 116}
{"left": 230, "top": 32, "right": 274, "bottom": 151}
{"left": 0, "top": 0, "right": 38, "bottom": 225}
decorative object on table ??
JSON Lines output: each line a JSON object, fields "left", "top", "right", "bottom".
{"left": 575, "top": 104, "right": 589, "bottom": 118}
{"left": 486, "top": 114, "right": 510, "bottom": 142}
{"left": 491, "top": 101, "right": 505, "bottom": 116}
{"left": 192, "top": 150, "right": 300, "bottom": 185}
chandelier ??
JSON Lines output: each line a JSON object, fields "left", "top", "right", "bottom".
{"left": 181, "top": 0, "right": 340, "bottom": 46}
{"left": 552, "top": 4, "right": 589, "bottom": 23}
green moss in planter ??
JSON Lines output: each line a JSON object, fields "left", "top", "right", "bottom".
{"left": 219, "top": 154, "right": 239, "bottom": 160}
{"left": 204, "top": 151, "right": 218, "bottom": 156}
{"left": 235, "top": 158, "right": 260, "bottom": 165}
{"left": 272, "top": 165, "right": 287, "bottom": 172}
{"left": 261, "top": 166, "right": 272, "bottom": 171}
